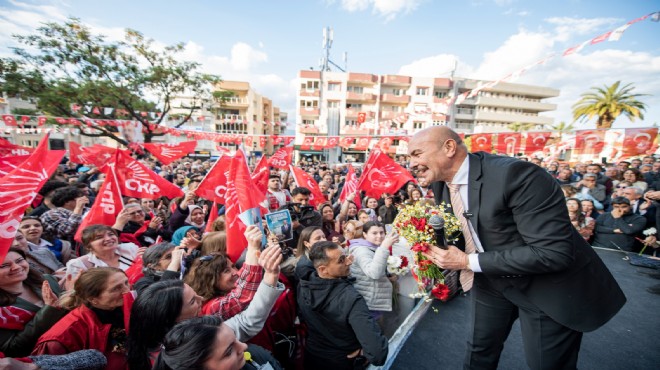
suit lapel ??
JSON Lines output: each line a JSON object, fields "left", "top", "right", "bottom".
{"left": 467, "top": 153, "right": 482, "bottom": 234}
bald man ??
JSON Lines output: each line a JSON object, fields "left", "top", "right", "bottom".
{"left": 408, "top": 127, "right": 625, "bottom": 370}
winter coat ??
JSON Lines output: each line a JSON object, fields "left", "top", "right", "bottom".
{"left": 348, "top": 239, "right": 393, "bottom": 312}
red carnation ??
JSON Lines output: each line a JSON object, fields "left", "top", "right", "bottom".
{"left": 431, "top": 283, "right": 450, "bottom": 301}
{"left": 410, "top": 217, "right": 427, "bottom": 231}
{"left": 411, "top": 242, "right": 431, "bottom": 253}
{"left": 400, "top": 256, "right": 409, "bottom": 268}
{"left": 418, "top": 259, "right": 432, "bottom": 271}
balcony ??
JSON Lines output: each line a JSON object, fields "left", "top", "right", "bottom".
{"left": 348, "top": 73, "right": 378, "bottom": 84}
{"left": 455, "top": 108, "right": 475, "bottom": 120}
{"left": 476, "top": 96, "right": 557, "bottom": 112}
{"left": 221, "top": 97, "right": 249, "bottom": 108}
{"left": 342, "top": 125, "right": 373, "bottom": 135}
{"left": 474, "top": 111, "right": 554, "bottom": 125}
{"left": 434, "top": 78, "right": 452, "bottom": 88}
{"left": 346, "top": 92, "right": 376, "bottom": 102}
{"left": 299, "top": 107, "right": 320, "bottom": 117}
{"left": 346, "top": 109, "right": 375, "bottom": 119}
{"left": 299, "top": 89, "right": 320, "bottom": 98}
{"left": 217, "top": 81, "right": 249, "bottom": 91}
{"left": 299, "top": 70, "right": 321, "bottom": 79}
{"left": 432, "top": 113, "right": 448, "bottom": 121}
{"left": 381, "top": 94, "right": 411, "bottom": 104}
{"left": 217, "top": 114, "right": 245, "bottom": 122}
{"left": 381, "top": 75, "right": 412, "bottom": 86}
{"left": 380, "top": 111, "right": 408, "bottom": 121}
{"left": 299, "top": 125, "right": 320, "bottom": 134}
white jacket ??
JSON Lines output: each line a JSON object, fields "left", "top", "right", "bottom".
{"left": 349, "top": 240, "right": 392, "bottom": 312}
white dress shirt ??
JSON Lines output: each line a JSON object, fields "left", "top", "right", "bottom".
{"left": 450, "top": 156, "right": 484, "bottom": 272}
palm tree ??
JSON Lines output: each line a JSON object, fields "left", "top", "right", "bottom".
{"left": 572, "top": 81, "right": 648, "bottom": 129}
{"left": 508, "top": 122, "right": 536, "bottom": 132}
{"left": 547, "top": 121, "right": 575, "bottom": 134}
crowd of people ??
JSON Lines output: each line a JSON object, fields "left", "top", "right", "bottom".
{"left": 1, "top": 148, "right": 659, "bottom": 370}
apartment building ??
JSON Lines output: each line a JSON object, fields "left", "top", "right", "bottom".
{"left": 296, "top": 70, "right": 559, "bottom": 160}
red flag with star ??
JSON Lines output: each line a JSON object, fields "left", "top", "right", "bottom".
{"left": 289, "top": 165, "right": 326, "bottom": 208}
{"left": 469, "top": 133, "right": 493, "bottom": 152}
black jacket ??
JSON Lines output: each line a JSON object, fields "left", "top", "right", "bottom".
{"left": 297, "top": 272, "right": 388, "bottom": 366}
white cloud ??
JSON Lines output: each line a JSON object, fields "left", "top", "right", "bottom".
{"left": 545, "top": 16, "right": 622, "bottom": 42}
{"left": 333, "top": 0, "right": 423, "bottom": 21}
{"left": 398, "top": 54, "right": 475, "bottom": 78}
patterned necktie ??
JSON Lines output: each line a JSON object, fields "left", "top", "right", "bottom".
{"left": 447, "top": 183, "right": 475, "bottom": 291}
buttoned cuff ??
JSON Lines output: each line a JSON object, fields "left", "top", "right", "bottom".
{"left": 468, "top": 254, "right": 482, "bottom": 273}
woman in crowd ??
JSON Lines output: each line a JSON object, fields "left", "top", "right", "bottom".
{"left": 341, "top": 220, "right": 363, "bottom": 246}
{"left": 140, "top": 198, "right": 156, "bottom": 215}
{"left": 66, "top": 225, "right": 139, "bottom": 279}
{"left": 32, "top": 267, "right": 131, "bottom": 370}
{"left": 612, "top": 181, "right": 633, "bottom": 199}
{"left": 605, "top": 167, "right": 622, "bottom": 187}
{"left": 566, "top": 198, "right": 595, "bottom": 242}
{"left": 357, "top": 209, "right": 372, "bottom": 224}
{"left": 184, "top": 226, "right": 264, "bottom": 319}
{"left": 168, "top": 191, "right": 206, "bottom": 233}
{"left": 19, "top": 216, "right": 72, "bottom": 264}
{"left": 348, "top": 221, "right": 399, "bottom": 315}
{"left": 152, "top": 316, "right": 282, "bottom": 370}
{"left": 294, "top": 226, "right": 327, "bottom": 281}
{"left": 318, "top": 203, "right": 341, "bottom": 242}
{"left": 112, "top": 204, "right": 171, "bottom": 247}
{"left": 400, "top": 181, "right": 418, "bottom": 202}
{"left": 581, "top": 199, "right": 600, "bottom": 221}
{"left": 622, "top": 168, "right": 648, "bottom": 191}
{"left": 362, "top": 197, "right": 379, "bottom": 222}
{"left": 132, "top": 242, "right": 185, "bottom": 292}
{"left": 12, "top": 226, "right": 63, "bottom": 276}
{"left": 407, "top": 188, "right": 423, "bottom": 205}
{"left": 127, "top": 245, "right": 284, "bottom": 370}
{"left": 561, "top": 185, "right": 604, "bottom": 211}
{"left": 0, "top": 248, "right": 66, "bottom": 357}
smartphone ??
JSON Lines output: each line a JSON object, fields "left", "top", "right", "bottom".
{"left": 385, "top": 224, "right": 393, "bottom": 234}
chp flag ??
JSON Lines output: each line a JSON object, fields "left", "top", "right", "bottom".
{"left": 0, "top": 134, "right": 64, "bottom": 262}
{"left": 268, "top": 146, "right": 293, "bottom": 169}
{"left": 114, "top": 150, "right": 184, "bottom": 199}
{"left": 289, "top": 165, "right": 326, "bottom": 208}
{"left": 357, "top": 149, "right": 414, "bottom": 198}
{"left": 142, "top": 141, "right": 198, "bottom": 165}
{"left": 195, "top": 154, "right": 233, "bottom": 204}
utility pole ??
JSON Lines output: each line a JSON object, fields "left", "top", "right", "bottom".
{"left": 320, "top": 27, "right": 346, "bottom": 165}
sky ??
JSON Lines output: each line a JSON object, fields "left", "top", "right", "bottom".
{"left": 0, "top": 0, "right": 659, "bottom": 129}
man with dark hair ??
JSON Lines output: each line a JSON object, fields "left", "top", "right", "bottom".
{"left": 40, "top": 186, "right": 89, "bottom": 242}
{"left": 298, "top": 241, "right": 388, "bottom": 370}
{"left": 29, "top": 180, "right": 69, "bottom": 217}
{"left": 279, "top": 187, "right": 322, "bottom": 250}
{"left": 592, "top": 196, "right": 646, "bottom": 252}
{"left": 586, "top": 163, "right": 614, "bottom": 197}
{"left": 261, "top": 175, "right": 291, "bottom": 212}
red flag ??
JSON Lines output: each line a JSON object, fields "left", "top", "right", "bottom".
{"left": 205, "top": 202, "right": 219, "bottom": 234}
{"left": 224, "top": 149, "right": 261, "bottom": 262}
{"left": 269, "top": 146, "right": 293, "bottom": 169}
{"left": 340, "top": 137, "right": 354, "bottom": 149}
{"left": 142, "top": 141, "right": 197, "bottom": 165}
{"left": 259, "top": 136, "right": 267, "bottom": 148}
{"left": 0, "top": 138, "right": 34, "bottom": 156}
{"left": 470, "top": 133, "right": 493, "bottom": 152}
{"left": 354, "top": 137, "right": 370, "bottom": 151}
{"left": 339, "top": 164, "right": 361, "bottom": 209}
{"left": 195, "top": 155, "right": 233, "bottom": 204}
{"left": 495, "top": 133, "right": 522, "bottom": 155}
{"left": 621, "top": 128, "right": 659, "bottom": 158}
{"left": 1, "top": 115, "right": 17, "bottom": 127}
{"left": 357, "top": 150, "right": 414, "bottom": 198}
{"left": 244, "top": 136, "right": 254, "bottom": 147}
{"left": 357, "top": 112, "right": 367, "bottom": 124}
{"left": 284, "top": 137, "right": 295, "bottom": 146}
{"left": 0, "top": 135, "right": 64, "bottom": 261}
{"left": 575, "top": 130, "right": 606, "bottom": 156}
{"left": 0, "top": 155, "right": 30, "bottom": 178}
{"left": 312, "top": 137, "right": 328, "bottom": 150}
{"left": 73, "top": 162, "right": 124, "bottom": 242}
{"left": 37, "top": 116, "right": 47, "bottom": 126}
{"left": 289, "top": 165, "right": 326, "bottom": 208}
{"left": 114, "top": 150, "right": 184, "bottom": 199}
{"left": 251, "top": 155, "right": 269, "bottom": 197}
{"left": 524, "top": 132, "right": 551, "bottom": 155}
{"left": 326, "top": 136, "right": 339, "bottom": 148}
{"left": 69, "top": 142, "right": 116, "bottom": 167}
{"left": 273, "top": 136, "right": 283, "bottom": 145}
{"left": 300, "top": 136, "right": 313, "bottom": 150}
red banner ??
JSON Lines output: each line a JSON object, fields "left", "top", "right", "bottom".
{"left": 312, "top": 137, "right": 328, "bottom": 151}
{"left": 470, "top": 133, "right": 492, "bottom": 152}
{"left": 621, "top": 128, "right": 659, "bottom": 158}
{"left": 0, "top": 138, "right": 34, "bottom": 156}
{"left": 357, "top": 112, "right": 367, "bottom": 124}
{"left": 284, "top": 136, "right": 295, "bottom": 146}
{"left": 300, "top": 136, "right": 313, "bottom": 150}
{"left": 524, "top": 132, "right": 551, "bottom": 155}
{"left": 339, "top": 164, "right": 361, "bottom": 209}
{"left": 195, "top": 154, "right": 232, "bottom": 204}
{"left": 575, "top": 130, "right": 606, "bottom": 156}
{"left": 1, "top": 115, "right": 17, "bottom": 127}
{"left": 259, "top": 136, "right": 267, "bottom": 148}
{"left": 0, "top": 135, "right": 64, "bottom": 262}
{"left": 326, "top": 136, "right": 339, "bottom": 149}
{"left": 354, "top": 137, "right": 370, "bottom": 151}
{"left": 340, "top": 137, "right": 354, "bottom": 149}
{"left": 375, "top": 137, "right": 393, "bottom": 152}
{"left": 142, "top": 141, "right": 197, "bottom": 165}
{"left": 0, "top": 155, "right": 30, "bottom": 178}
{"left": 289, "top": 165, "right": 326, "bottom": 208}
{"left": 69, "top": 142, "right": 116, "bottom": 167}
{"left": 269, "top": 146, "right": 293, "bottom": 169}
{"left": 495, "top": 133, "right": 522, "bottom": 155}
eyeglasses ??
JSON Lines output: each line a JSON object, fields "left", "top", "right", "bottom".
{"left": 128, "top": 210, "right": 144, "bottom": 216}
{"left": 616, "top": 185, "right": 628, "bottom": 189}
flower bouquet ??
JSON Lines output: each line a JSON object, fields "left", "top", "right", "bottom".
{"left": 386, "top": 255, "right": 410, "bottom": 276}
{"left": 393, "top": 202, "right": 461, "bottom": 301}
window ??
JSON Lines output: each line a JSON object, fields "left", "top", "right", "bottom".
{"left": 347, "top": 86, "right": 364, "bottom": 94}
{"left": 432, "top": 120, "right": 445, "bottom": 126}
{"left": 300, "top": 100, "right": 319, "bottom": 108}
{"left": 328, "top": 101, "right": 340, "bottom": 108}
{"left": 346, "top": 103, "right": 363, "bottom": 109}
{"left": 434, "top": 91, "right": 447, "bottom": 99}
{"left": 392, "top": 88, "right": 404, "bottom": 96}
{"left": 389, "top": 105, "right": 402, "bottom": 112}
{"left": 328, "top": 82, "right": 341, "bottom": 91}
{"left": 303, "top": 81, "right": 319, "bottom": 90}
{"left": 302, "top": 119, "right": 315, "bottom": 125}
{"left": 345, "top": 119, "right": 358, "bottom": 126}
{"left": 413, "top": 122, "right": 424, "bottom": 130}
{"left": 416, "top": 87, "right": 428, "bottom": 96}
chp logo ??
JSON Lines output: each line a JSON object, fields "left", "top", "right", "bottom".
{"left": 124, "top": 161, "right": 160, "bottom": 195}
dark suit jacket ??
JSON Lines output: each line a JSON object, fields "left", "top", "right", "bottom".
{"left": 431, "top": 152, "right": 626, "bottom": 332}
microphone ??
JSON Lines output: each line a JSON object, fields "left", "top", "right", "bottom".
{"left": 30, "top": 349, "right": 108, "bottom": 370}
{"left": 428, "top": 214, "right": 448, "bottom": 250}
